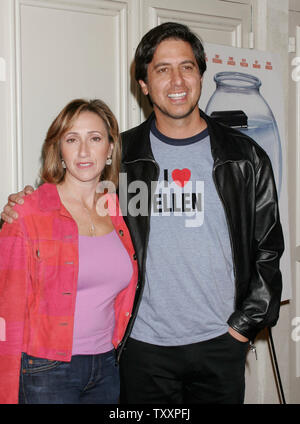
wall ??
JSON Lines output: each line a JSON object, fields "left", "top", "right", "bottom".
{"left": 0, "top": 0, "right": 17, "bottom": 208}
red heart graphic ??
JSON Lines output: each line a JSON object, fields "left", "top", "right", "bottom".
{"left": 171, "top": 168, "right": 191, "bottom": 187}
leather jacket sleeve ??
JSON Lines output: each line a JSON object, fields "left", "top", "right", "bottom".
{"left": 227, "top": 153, "right": 284, "bottom": 341}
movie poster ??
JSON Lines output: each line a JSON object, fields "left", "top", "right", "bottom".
{"left": 200, "top": 43, "right": 291, "bottom": 300}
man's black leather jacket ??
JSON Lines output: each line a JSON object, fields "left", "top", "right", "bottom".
{"left": 116, "top": 109, "right": 284, "bottom": 360}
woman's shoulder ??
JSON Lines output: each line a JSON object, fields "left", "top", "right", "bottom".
{"left": 13, "top": 183, "right": 59, "bottom": 217}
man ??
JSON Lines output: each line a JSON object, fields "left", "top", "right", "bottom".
{"left": 2, "top": 22, "right": 284, "bottom": 404}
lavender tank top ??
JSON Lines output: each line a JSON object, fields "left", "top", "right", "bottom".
{"left": 72, "top": 230, "right": 133, "bottom": 355}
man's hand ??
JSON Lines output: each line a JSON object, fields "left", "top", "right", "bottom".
{"left": 1, "top": 185, "right": 34, "bottom": 223}
{"left": 228, "top": 327, "right": 249, "bottom": 342}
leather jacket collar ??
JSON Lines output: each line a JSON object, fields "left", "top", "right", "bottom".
{"left": 122, "top": 109, "right": 257, "bottom": 167}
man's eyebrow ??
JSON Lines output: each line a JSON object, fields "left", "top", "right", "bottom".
{"left": 181, "top": 60, "right": 197, "bottom": 65}
{"left": 153, "top": 62, "right": 171, "bottom": 69}
{"left": 153, "top": 60, "right": 196, "bottom": 69}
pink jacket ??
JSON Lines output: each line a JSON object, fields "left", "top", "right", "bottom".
{"left": 0, "top": 183, "right": 138, "bottom": 403}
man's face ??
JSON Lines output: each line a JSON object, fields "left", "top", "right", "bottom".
{"left": 139, "top": 38, "right": 203, "bottom": 122}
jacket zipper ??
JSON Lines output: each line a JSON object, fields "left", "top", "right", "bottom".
{"left": 249, "top": 341, "right": 257, "bottom": 360}
{"left": 116, "top": 158, "right": 160, "bottom": 362}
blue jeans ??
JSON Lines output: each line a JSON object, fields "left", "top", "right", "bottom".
{"left": 19, "top": 350, "right": 119, "bottom": 404}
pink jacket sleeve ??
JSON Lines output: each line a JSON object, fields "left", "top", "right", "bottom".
{"left": 0, "top": 218, "right": 30, "bottom": 404}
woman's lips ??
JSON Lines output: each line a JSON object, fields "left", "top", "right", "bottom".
{"left": 76, "top": 162, "right": 93, "bottom": 168}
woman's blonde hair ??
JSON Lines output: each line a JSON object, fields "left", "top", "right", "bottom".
{"left": 40, "top": 98, "right": 121, "bottom": 188}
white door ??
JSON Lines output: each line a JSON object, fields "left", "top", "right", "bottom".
{"left": 141, "top": 0, "right": 251, "bottom": 46}
{"left": 0, "top": 0, "right": 140, "bottom": 196}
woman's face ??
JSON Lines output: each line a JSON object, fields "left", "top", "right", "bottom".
{"left": 60, "top": 111, "right": 113, "bottom": 184}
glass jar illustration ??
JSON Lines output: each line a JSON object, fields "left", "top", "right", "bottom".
{"left": 205, "top": 71, "right": 282, "bottom": 195}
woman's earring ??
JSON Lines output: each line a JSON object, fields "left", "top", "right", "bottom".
{"left": 62, "top": 159, "right": 66, "bottom": 169}
{"left": 106, "top": 157, "right": 112, "bottom": 165}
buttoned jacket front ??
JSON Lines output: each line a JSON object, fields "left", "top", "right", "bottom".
{"left": 0, "top": 183, "right": 138, "bottom": 403}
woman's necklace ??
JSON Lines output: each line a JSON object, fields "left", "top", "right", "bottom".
{"left": 83, "top": 206, "right": 96, "bottom": 236}
{"left": 57, "top": 185, "right": 99, "bottom": 236}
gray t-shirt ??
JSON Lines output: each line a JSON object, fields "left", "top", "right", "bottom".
{"left": 130, "top": 122, "right": 235, "bottom": 346}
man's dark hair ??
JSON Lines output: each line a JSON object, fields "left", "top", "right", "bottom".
{"left": 134, "top": 22, "right": 207, "bottom": 83}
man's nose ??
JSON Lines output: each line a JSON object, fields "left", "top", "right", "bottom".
{"left": 171, "top": 68, "right": 184, "bottom": 86}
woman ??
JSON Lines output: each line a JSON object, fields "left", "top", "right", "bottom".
{"left": 0, "top": 99, "right": 138, "bottom": 404}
